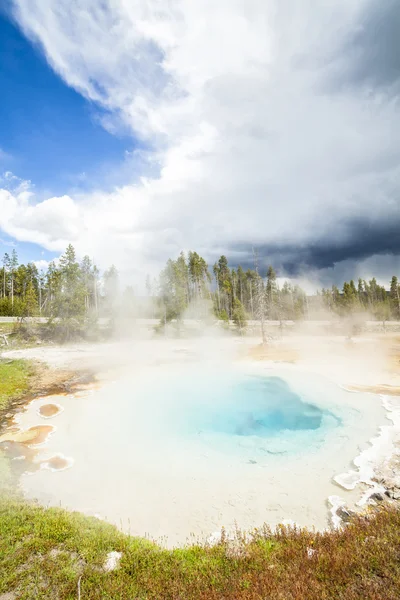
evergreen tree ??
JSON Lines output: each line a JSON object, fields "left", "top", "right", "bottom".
{"left": 49, "top": 245, "right": 87, "bottom": 339}
{"left": 266, "top": 265, "right": 277, "bottom": 318}
{"left": 20, "top": 280, "right": 38, "bottom": 320}
{"left": 10, "top": 249, "right": 18, "bottom": 308}
{"left": 253, "top": 250, "right": 267, "bottom": 343}
{"left": 390, "top": 276, "right": 400, "bottom": 318}
{"left": 232, "top": 298, "right": 247, "bottom": 334}
{"left": 2, "top": 253, "right": 10, "bottom": 299}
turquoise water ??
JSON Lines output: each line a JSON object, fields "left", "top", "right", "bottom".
{"left": 193, "top": 376, "right": 330, "bottom": 436}
{"left": 155, "top": 370, "right": 342, "bottom": 457}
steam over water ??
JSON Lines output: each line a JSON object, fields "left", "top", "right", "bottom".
{"left": 164, "top": 371, "right": 341, "bottom": 460}
{"left": 16, "top": 358, "right": 386, "bottom": 547}
{"left": 183, "top": 375, "right": 335, "bottom": 436}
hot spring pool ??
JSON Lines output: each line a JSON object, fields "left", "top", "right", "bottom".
{"left": 13, "top": 362, "right": 386, "bottom": 546}
{"left": 178, "top": 373, "right": 339, "bottom": 437}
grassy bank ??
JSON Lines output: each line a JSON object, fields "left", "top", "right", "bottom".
{"left": 0, "top": 496, "right": 400, "bottom": 599}
{"left": 0, "top": 359, "right": 35, "bottom": 413}
{"left": 0, "top": 359, "right": 37, "bottom": 492}
{"left": 1, "top": 361, "right": 400, "bottom": 599}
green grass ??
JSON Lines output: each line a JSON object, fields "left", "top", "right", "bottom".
{"left": 0, "top": 495, "right": 400, "bottom": 599}
{"left": 0, "top": 321, "right": 47, "bottom": 350}
{"left": 0, "top": 359, "right": 35, "bottom": 412}
{"left": 0, "top": 359, "right": 36, "bottom": 490}
{"left": 0, "top": 322, "right": 16, "bottom": 333}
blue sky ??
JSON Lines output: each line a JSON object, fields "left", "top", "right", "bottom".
{"left": 0, "top": 11, "right": 135, "bottom": 191}
{"left": 0, "top": 9, "right": 140, "bottom": 263}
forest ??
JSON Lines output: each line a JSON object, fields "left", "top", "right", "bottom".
{"left": 0, "top": 245, "right": 399, "bottom": 330}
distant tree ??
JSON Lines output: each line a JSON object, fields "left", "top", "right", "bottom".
{"left": 0, "top": 244, "right": 399, "bottom": 327}
{"left": 342, "top": 280, "right": 358, "bottom": 312}
{"left": 20, "top": 280, "right": 38, "bottom": 320}
{"left": 253, "top": 249, "right": 267, "bottom": 344}
{"left": 214, "top": 256, "right": 232, "bottom": 317}
{"left": 103, "top": 265, "right": 120, "bottom": 319}
{"left": 232, "top": 298, "right": 247, "bottom": 334}
{"left": 390, "top": 276, "right": 400, "bottom": 319}
{"left": 2, "top": 253, "right": 10, "bottom": 299}
{"left": 81, "top": 255, "right": 94, "bottom": 312}
{"left": 48, "top": 244, "right": 86, "bottom": 340}
{"left": 266, "top": 265, "right": 277, "bottom": 318}
{"left": 10, "top": 249, "right": 18, "bottom": 309}
{"left": 237, "top": 265, "right": 246, "bottom": 304}
{"left": 245, "top": 269, "right": 258, "bottom": 318}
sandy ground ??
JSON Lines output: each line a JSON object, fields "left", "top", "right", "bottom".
{"left": 4, "top": 331, "right": 400, "bottom": 388}
{"left": 2, "top": 331, "right": 400, "bottom": 546}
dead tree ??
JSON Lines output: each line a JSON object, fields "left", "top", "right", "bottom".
{"left": 253, "top": 248, "right": 267, "bottom": 345}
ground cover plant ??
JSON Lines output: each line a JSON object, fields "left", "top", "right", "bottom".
{"left": 0, "top": 359, "right": 34, "bottom": 413}
{"left": 0, "top": 495, "right": 400, "bottom": 600}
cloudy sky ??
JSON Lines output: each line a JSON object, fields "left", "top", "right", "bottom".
{"left": 0, "top": 0, "right": 399, "bottom": 287}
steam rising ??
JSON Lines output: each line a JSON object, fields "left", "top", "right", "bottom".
{"left": 2, "top": 322, "right": 398, "bottom": 547}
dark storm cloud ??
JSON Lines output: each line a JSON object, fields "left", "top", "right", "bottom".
{"left": 228, "top": 215, "right": 400, "bottom": 276}
{"left": 327, "top": 0, "right": 400, "bottom": 93}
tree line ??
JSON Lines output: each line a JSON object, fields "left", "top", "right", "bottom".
{"left": 149, "top": 252, "right": 400, "bottom": 325}
{"left": 0, "top": 245, "right": 120, "bottom": 338}
{"left": 1, "top": 246, "right": 400, "bottom": 334}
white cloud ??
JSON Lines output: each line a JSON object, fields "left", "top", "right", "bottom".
{"left": 34, "top": 259, "right": 53, "bottom": 272}
{"left": 2, "top": 0, "right": 400, "bottom": 282}
{"left": 0, "top": 148, "right": 10, "bottom": 161}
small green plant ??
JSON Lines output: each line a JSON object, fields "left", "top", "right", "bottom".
{"left": 0, "top": 359, "right": 34, "bottom": 412}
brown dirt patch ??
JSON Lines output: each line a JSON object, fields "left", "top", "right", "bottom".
{"left": 38, "top": 404, "right": 62, "bottom": 418}
{"left": 247, "top": 343, "right": 299, "bottom": 363}
{"left": 0, "top": 363, "right": 96, "bottom": 430}
{"left": 29, "top": 363, "right": 86, "bottom": 396}
{"left": 0, "top": 425, "right": 55, "bottom": 446}
{"left": 43, "top": 455, "right": 70, "bottom": 471}
{"left": 346, "top": 384, "right": 400, "bottom": 396}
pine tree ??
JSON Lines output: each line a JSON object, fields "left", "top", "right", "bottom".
{"left": 10, "top": 249, "right": 18, "bottom": 309}
{"left": 253, "top": 249, "right": 267, "bottom": 344}
{"left": 390, "top": 276, "right": 400, "bottom": 318}
{"left": 20, "top": 280, "right": 38, "bottom": 320}
{"left": 50, "top": 245, "right": 87, "bottom": 339}
{"left": 232, "top": 298, "right": 247, "bottom": 334}
{"left": 266, "top": 265, "right": 277, "bottom": 318}
{"left": 2, "top": 253, "right": 10, "bottom": 299}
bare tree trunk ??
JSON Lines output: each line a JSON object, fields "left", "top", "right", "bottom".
{"left": 94, "top": 277, "right": 98, "bottom": 314}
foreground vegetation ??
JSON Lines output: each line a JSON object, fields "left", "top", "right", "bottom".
{"left": 0, "top": 494, "right": 399, "bottom": 600}
{"left": 0, "top": 358, "right": 34, "bottom": 413}
{"left": 1, "top": 360, "right": 400, "bottom": 599}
